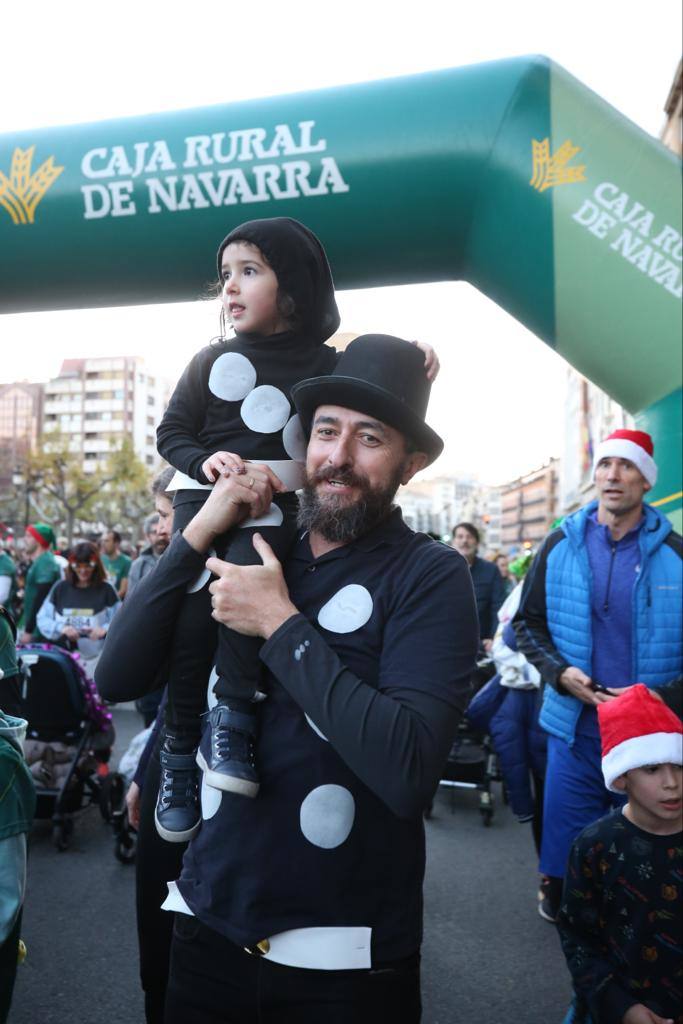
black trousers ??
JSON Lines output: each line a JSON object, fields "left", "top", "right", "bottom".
{"left": 165, "top": 490, "right": 298, "bottom": 739}
{"left": 136, "top": 748, "right": 187, "bottom": 1023}
{"left": 165, "top": 915, "right": 422, "bottom": 1024}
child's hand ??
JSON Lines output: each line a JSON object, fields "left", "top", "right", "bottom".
{"left": 201, "top": 451, "right": 246, "bottom": 483}
{"left": 126, "top": 781, "right": 141, "bottom": 830}
{"left": 410, "top": 340, "right": 440, "bottom": 381}
{"left": 623, "top": 1004, "right": 674, "bottom": 1024}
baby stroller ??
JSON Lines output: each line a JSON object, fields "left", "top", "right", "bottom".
{"left": 17, "top": 643, "right": 132, "bottom": 857}
{"left": 433, "top": 656, "right": 502, "bottom": 825}
{"left": 437, "top": 718, "right": 501, "bottom": 826}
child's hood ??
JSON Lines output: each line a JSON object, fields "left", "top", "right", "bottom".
{"left": 216, "top": 217, "right": 340, "bottom": 345}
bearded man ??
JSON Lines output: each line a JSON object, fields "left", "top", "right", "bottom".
{"left": 97, "top": 334, "right": 478, "bottom": 1024}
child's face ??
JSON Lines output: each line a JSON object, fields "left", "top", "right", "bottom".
{"left": 616, "top": 762, "right": 683, "bottom": 834}
{"left": 221, "top": 241, "right": 288, "bottom": 336}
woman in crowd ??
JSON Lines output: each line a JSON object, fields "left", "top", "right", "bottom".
{"left": 36, "top": 541, "right": 119, "bottom": 669}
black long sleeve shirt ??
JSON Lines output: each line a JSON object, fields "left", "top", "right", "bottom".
{"left": 157, "top": 331, "right": 337, "bottom": 482}
{"left": 96, "top": 511, "right": 478, "bottom": 959}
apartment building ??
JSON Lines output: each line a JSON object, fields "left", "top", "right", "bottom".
{"left": 43, "top": 356, "right": 171, "bottom": 472}
{"left": 396, "top": 474, "right": 502, "bottom": 549}
{"left": 501, "top": 459, "right": 560, "bottom": 550}
{"left": 0, "top": 381, "right": 44, "bottom": 487}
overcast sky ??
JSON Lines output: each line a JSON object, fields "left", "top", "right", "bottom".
{"left": 1, "top": 0, "right": 680, "bottom": 484}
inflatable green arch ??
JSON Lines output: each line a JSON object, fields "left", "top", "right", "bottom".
{"left": 1, "top": 57, "right": 681, "bottom": 524}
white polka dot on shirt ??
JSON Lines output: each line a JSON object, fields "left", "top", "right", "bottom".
{"left": 305, "top": 714, "right": 328, "bottom": 742}
{"left": 186, "top": 547, "right": 216, "bottom": 594}
{"left": 317, "top": 585, "right": 373, "bottom": 634}
{"left": 208, "top": 352, "right": 257, "bottom": 401}
{"left": 238, "top": 503, "right": 284, "bottom": 529}
{"left": 299, "top": 785, "right": 355, "bottom": 848}
{"left": 282, "top": 414, "right": 307, "bottom": 461}
{"left": 206, "top": 666, "right": 219, "bottom": 711}
{"left": 240, "top": 385, "right": 290, "bottom": 433}
{"left": 201, "top": 774, "right": 222, "bottom": 819}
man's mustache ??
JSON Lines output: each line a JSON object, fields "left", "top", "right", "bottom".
{"left": 310, "top": 466, "right": 370, "bottom": 490}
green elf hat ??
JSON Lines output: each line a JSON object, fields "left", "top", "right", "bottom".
{"left": 26, "top": 523, "right": 56, "bottom": 550}
{"left": 509, "top": 552, "right": 534, "bottom": 580}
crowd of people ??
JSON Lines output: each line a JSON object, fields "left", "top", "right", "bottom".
{"left": 0, "top": 216, "right": 680, "bottom": 1024}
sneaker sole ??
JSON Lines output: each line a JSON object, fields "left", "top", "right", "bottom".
{"left": 537, "top": 902, "right": 558, "bottom": 924}
{"left": 154, "top": 810, "right": 201, "bottom": 844}
{"left": 196, "top": 750, "right": 259, "bottom": 798}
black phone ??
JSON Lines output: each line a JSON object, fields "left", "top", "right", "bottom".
{"left": 589, "top": 680, "right": 612, "bottom": 695}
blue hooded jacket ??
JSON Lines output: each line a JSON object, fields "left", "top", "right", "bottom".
{"left": 514, "top": 501, "right": 682, "bottom": 745}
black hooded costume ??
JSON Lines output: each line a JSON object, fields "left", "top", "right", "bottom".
{"left": 157, "top": 217, "right": 340, "bottom": 733}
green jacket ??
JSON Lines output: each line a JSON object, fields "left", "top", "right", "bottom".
{"left": 21, "top": 550, "right": 61, "bottom": 636}
{"left": 0, "top": 554, "right": 16, "bottom": 610}
{"left": 0, "top": 714, "right": 35, "bottom": 841}
{"left": 0, "top": 612, "right": 18, "bottom": 683}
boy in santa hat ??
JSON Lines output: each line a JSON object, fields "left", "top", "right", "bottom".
{"left": 558, "top": 685, "right": 682, "bottom": 1024}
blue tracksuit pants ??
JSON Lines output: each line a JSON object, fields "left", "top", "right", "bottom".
{"left": 540, "top": 732, "right": 624, "bottom": 879}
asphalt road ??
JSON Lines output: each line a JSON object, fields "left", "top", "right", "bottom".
{"left": 11, "top": 705, "right": 572, "bottom": 1024}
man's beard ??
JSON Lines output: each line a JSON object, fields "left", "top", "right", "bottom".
{"left": 297, "top": 463, "right": 404, "bottom": 543}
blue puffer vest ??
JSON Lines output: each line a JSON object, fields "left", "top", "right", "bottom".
{"left": 540, "top": 501, "right": 682, "bottom": 745}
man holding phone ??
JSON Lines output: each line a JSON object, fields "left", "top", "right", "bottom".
{"left": 513, "top": 430, "right": 682, "bottom": 922}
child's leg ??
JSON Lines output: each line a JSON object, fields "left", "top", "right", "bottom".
{"left": 163, "top": 492, "right": 218, "bottom": 745}
{"left": 200, "top": 499, "right": 298, "bottom": 796}
{"left": 156, "top": 491, "right": 216, "bottom": 843}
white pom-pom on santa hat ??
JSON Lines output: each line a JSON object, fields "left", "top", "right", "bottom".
{"left": 592, "top": 429, "right": 657, "bottom": 488}
{"left": 598, "top": 684, "right": 682, "bottom": 793}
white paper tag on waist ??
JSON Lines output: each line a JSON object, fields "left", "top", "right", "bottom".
{"left": 168, "top": 460, "right": 305, "bottom": 494}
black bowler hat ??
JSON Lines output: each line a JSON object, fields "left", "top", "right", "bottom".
{"left": 292, "top": 334, "right": 444, "bottom": 465}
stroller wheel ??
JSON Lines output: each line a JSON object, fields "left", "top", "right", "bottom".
{"left": 115, "top": 832, "right": 137, "bottom": 865}
{"left": 53, "top": 818, "right": 74, "bottom": 851}
{"left": 479, "top": 789, "right": 494, "bottom": 827}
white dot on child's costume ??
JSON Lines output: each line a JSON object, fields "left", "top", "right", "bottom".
{"left": 208, "top": 353, "right": 257, "bottom": 401}
{"left": 186, "top": 547, "right": 216, "bottom": 594}
{"left": 207, "top": 666, "right": 219, "bottom": 711}
{"left": 201, "top": 774, "right": 222, "bottom": 819}
{"left": 317, "top": 585, "right": 373, "bottom": 634}
{"left": 305, "top": 714, "right": 328, "bottom": 742}
{"left": 282, "top": 414, "right": 307, "bottom": 461}
{"left": 299, "top": 785, "right": 355, "bottom": 849}
{"left": 238, "top": 503, "right": 284, "bottom": 529}
{"left": 241, "top": 386, "right": 290, "bottom": 434}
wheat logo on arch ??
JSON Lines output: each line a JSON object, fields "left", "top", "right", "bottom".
{"left": 530, "top": 138, "right": 586, "bottom": 193}
{"left": 0, "top": 146, "right": 64, "bottom": 225}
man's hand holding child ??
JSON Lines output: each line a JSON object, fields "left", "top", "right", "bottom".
{"left": 207, "top": 534, "right": 298, "bottom": 640}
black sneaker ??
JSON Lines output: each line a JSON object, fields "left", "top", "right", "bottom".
{"left": 197, "top": 703, "right": 259, "bottom": 797}
{"left": 154, "top": 747, "right": 201, "bottom": 843}
{"left": 537, "top": 895, "right": 559, "bottom": 923}
{"left": 537, "top": 875, "right": 561, "bottom": 923}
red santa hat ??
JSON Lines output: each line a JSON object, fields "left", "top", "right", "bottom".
{"left": 598, "top": 684, "right": 682, "bottom": 792}
{"left": 592, "top": 429, "right": 657, "bottom": 488}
